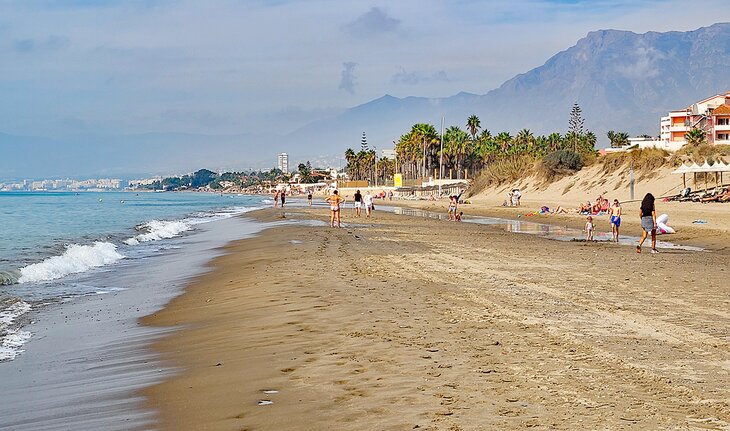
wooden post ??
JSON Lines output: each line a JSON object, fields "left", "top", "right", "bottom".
{"left": 683, "top": 173, "right": 686, "bottom": 189}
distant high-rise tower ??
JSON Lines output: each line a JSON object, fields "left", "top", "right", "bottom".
{"left": 360, "top": 132, "right": 368, "bottom": 151}
{"left": 277, "top": 152, "right": 289, "bottom": 172}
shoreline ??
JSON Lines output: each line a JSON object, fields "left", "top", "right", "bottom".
{"left": 0, "top": 215, "right": 266, "bottom": 430}
{"left": 142, "top": 206, "right": 730, "bottom": 430}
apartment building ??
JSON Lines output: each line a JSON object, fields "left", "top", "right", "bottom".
{"left": 660, "top": 91, "right": 730, "bottom": 151}
{"left": 277, "top": 152, "right": 289, "bottom": 173}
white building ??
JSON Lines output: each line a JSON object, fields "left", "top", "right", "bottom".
{"left": 277, "top": 152, "right": 289, "bottom": 173}
{"left": 659, "top": 91, "right": 730, "bottom": 151}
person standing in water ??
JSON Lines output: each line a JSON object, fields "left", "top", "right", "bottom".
{"left": 608, "top": 199, "right": 621, "bottom": 242}
{"left": 325, "top": 190, "right": 346, "bottom": 228}
{"left": 637, "top": 193, "right": 658, "bottom": 254}
{"left": 273, "top": 190, "right": 279, "bottom": 207}
{"left": 307, "top": 190, "right": 313, "bottom": 206}
{"left": 280, "top": 189, "right": 286, "bottom": 207}
{"left": 353, "top": 189, "right": 362, "bottom": 217}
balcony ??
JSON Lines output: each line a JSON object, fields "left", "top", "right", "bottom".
{"left": 714, "top": 123, "right": 730, "bottom": 131}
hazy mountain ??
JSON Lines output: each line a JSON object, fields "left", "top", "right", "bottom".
{"left": 5, "top": 23, "right": 730, "bottom": 179}
{"left": 291, "top": 23, "right": 730, "bottom": 152}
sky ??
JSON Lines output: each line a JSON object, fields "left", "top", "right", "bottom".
{"left": 0, "top": 0, "right": 727, "bottom": 140}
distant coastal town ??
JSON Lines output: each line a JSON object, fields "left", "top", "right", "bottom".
{"left": 0, "top": 153, "right": 346, "bottom": 193}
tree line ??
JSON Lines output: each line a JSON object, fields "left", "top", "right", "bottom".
{"left": 388, "top": 103, "right": 599, "bottom": 181}
{"left": 140, "top": 168, "right": 289, "bottom": 191}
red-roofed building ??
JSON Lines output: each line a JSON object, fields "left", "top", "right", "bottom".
{"left": 659, "top": 91, "right": 730, "bottom": 150}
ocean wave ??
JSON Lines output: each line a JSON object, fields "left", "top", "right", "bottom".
{"left": 0, "top": 269, "right": 21, "bottom": 286}
{"left": 124, "top": 206, "right": 262, "bottom": 246}
{"left": 18, "top": 242, "right": 124, "bottom": 284}
{"left": 124, "top": 220, "right": 191, "bottom": 245}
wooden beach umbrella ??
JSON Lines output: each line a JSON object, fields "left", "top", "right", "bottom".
{"left": 697, "top": 161, "right": 714, "bottom": 191}
{"left": 716, "top": 161, "right": 730, "bottom": 188}
{"left": 672, "top": 163, "right": 691, "bottom": 189}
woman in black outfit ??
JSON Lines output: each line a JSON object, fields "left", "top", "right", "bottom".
{"left": 637, "top": 193, "right": 658, "bottom": 254}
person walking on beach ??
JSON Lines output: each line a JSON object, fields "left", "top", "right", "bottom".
{"left": 307, "top": 191, "right": 312, "bottom": 206}
{"left": 609, "top": 199, "right": 621, "bottom": 242}
{"left": 280, "top": 189, "right": 286, "bottom": 207}
{"left": 353, "top": 189, "right": 362, "bottom": 217}
{"left": 448, "top": 196, "right": 457, "bottom": 221}
{"left": 364, "top": 191, "right": 374, "bottom": 218}
{"left": 637, "top": 193, "right": 658, "bottom": 254}
{"left": 273, "top": 190, "right": 280, "bottom": 207}
{"left": 325, "top": 190, "right": 346, "bottom": 228}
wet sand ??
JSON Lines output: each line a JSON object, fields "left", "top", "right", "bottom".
{"left": 0, "top": 216, "right": 264, "bottom": 431}
{"left": 143, "top": 207, "right": 730, "bottom": 430}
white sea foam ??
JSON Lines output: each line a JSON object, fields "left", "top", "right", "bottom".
{"left": 18, "top": 242, "right": 124, "bottom": 284}
{"left": 0, "top": 301, "right": 31, "bottom": 325}
{"left": 0, "top": 301, "right": 32, "bottom": 361}
{"left": 0, "top": 330, "right": 32, "bottom": 361}
{"left": 124, "top": 206, "right": 262, "bottom": 246}
{"left": 125, "top": 220, "right": 192, "bottom": 245}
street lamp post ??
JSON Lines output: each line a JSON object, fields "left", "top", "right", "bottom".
{"left": 439, "top": 116, "right": 444, "bottom": 196}
{"left": 374, "top": 146, "right": 378, "bottom": 188}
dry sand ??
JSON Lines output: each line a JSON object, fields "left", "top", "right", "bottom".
{"left": 142, "top": 206, "right": 730, "bottom": 430}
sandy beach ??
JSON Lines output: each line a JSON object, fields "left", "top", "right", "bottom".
{"left": 142, "top": 206, "right": 730, "bottom": 430}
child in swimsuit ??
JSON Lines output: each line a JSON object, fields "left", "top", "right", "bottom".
{"left": 585, "top": 216, "right": 594, "bottom": 241}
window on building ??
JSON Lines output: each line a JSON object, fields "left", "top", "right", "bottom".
{"left": 718, "top": 118, "right": 730, "bottom": 126}
{"left": 718, "top": 133, "right": 730, "bottom": 141}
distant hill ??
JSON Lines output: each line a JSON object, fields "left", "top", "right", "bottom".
{"left": 5, "top": 23, "right": 730, "bottom": 179}
{"left": 290, "top": 23, "right": 730, "bottom": 153}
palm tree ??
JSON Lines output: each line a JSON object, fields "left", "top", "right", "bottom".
{"left": 495, "top": 132, "right": 512, "bottom": 154}
{"left": 582, "top": 132, "right": 597, "bottom": 153}
{"left": 547, "top": 133, "right": 563, "bottom": 151}
{"left": 409, "top": 123, "right": 440, "bottom": 179}
{"left": 466, "top": 115, "right": 481, "bottom": 142}
{"left": 514, "top": 129, "right": 535, "bottom": 154}
{"left": 443, "top": 126, "right": 472, "bottom": 179}
{"left": 685, "top": 128, "right": 706, "bottom": 147}
{"left": 607, "top": 131, "right": 617, "bottom": 147}
{"left": 607, "top": 131, "right": 630, "bottom": 148}
{"left": 345, "top": 148, "right": 356, "bottom": 180}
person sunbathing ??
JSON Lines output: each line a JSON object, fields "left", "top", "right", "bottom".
{"left": 599, "top": 198, "right": 610, "bottom": 213}
{"left": 702, "top": 189, "right": 730, "bottom": 202}
{"left": 553, "top": 205, "right": 578, "bottom": 214}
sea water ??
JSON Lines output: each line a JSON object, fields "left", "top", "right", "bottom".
{"left": 0, "top": 191, "right": 267, "bottom": 362}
